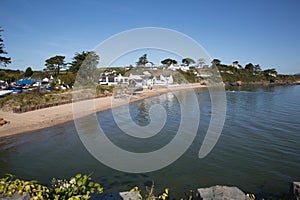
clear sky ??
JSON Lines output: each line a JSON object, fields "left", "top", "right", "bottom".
{"left": 1, "top": 0, "right": 300, "bottom": 74}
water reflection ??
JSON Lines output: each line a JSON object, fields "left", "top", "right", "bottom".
{"left": 0, "top": 86, "right": 299, "bottom": 198}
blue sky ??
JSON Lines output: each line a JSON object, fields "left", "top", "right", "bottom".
{"left": 1, "top": 0, "right": 300, "bottom": 74}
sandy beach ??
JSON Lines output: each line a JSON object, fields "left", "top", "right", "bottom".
{"left": 0, "top": 84, "right": 206, "bottom": 138}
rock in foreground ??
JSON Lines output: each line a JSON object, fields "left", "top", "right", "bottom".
{"left": 197, "top": 185, "right": 251, "bottom": 200}
{"left": 90, "top": 191, "right": 140, "bottom": 200}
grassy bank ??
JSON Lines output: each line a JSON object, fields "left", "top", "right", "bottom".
{"left": 0, "top": 85, "right": 114, "bottom": 112}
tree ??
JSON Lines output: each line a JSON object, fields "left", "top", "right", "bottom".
{"left": 0, "top": 28, "right": 11, "bottom": 67}
{"left": 76, "top": 51, "right": 100, "bottom": 83}
{"left": 161, "top": 58, "right": 177, "bottom": 66}
{"left": 197, "top": 58, "right": 206, "bottom": 67}
{"left": 254, "top": 64, "right": 261, "bottom": 72}
{"left": 44, "top": 55, "right": 66, "bottom": 76}
{"left": 263, "top": 68, "right": 277, "bottom": 76}
{"left": 245, "top": 63, "right": 255, "bottom": 73}
{"left": 211, "top": 58, "right": 221, "bottom": 66}
{"left": 182, "top": 58, "right": 195, "bottom": 66}
{"left": 136, "top": 54, "right": 148, "bottom": 66}
{"left": 24, "top": 67, "right": 33, "bottom": 77}
{"left": 69, "top": 51, "right": 92, "bottom": 74}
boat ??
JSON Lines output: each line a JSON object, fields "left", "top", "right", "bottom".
{"left": 0, "top": 90, "right": 13, "bottom": 97}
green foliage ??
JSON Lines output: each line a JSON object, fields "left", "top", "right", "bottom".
{"left": 0, "top": 174, "right": 50, "bottom": 199}
{"left": 161, "top": 58, "right": 177, "bottom": 66}
{"left": 182, "top": 58, "right": 195, "bottom": 66}
{"left": 217, "top": 64, "right": 285, "bottom": 84}
{"left": 0, "top": 90, "right": 72, "bottom": 112}
{"left": 98, "top": 67, "right": 126, "bottom": 76}
{"left": 136, "top": 54, "right": 148, "bottom": 66}
{"left": 69, "top": 51, "right": 99, "bottom": 74}
{"left": 24, "top": 67, "right": 34, "bottom": 77}
{"left": 59, "top": 72, "right": 76, "bottom": 87}
{"left": 131, "top": 182, "right": 169, "bottom": 200}
{"left": 177, "top": 70, "right": 196, "bottom": 83}
{"left": 96, "top": 85, "right": 114, "bottom": 96}
{"left": 44, "top": 55, "right": 67, "bottom": 76}
{"left": 51, "top": 174, "right": 103, "bottom": 200}
{"left": 211, "top": 58, "right": 221, "bottom": 66}
{"left": 0, "top": 174, "right": 103, "bottom": 200}
{"left": 75, "top": 52, "right": 100, "bottom": 85}
{"left": 0, "top": 28, "right": 11, "bottom": 67}
{"left": 0, "top": 69, "right": 23, "bottom": 83}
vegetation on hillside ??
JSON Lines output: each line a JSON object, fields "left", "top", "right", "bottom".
{"left": 215, "top": 62, "right": 297, "bottom": 85}
{"left": 0, "top": 85, "right": 114, "bottom": 112}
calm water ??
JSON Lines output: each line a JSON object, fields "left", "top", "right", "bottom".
{"left": 0, "top": 85, "right": 300, "bottom": 198}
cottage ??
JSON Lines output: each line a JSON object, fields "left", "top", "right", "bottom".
{"left": 129, "top": 73, "right": 156, "bottom": 88}
{"left": 156, "top": 74, "right": 173, "bottom": 85}
{"left": 99, "top": 74, "right": 129, "bottom": 86}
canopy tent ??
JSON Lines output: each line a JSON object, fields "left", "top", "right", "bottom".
{"left": 16, "top": 79, "right": 35, "bottom": 85}
{"left": 42, "top": 78, "right": 49, "bottom": 83}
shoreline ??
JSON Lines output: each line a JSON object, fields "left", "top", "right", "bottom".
{"left": 0, "top": 84, "right": 206, "bottom": 139}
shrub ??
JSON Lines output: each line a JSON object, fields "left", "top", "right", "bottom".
{"left": 0, "top": 174, "right": 103, "bottom": 200}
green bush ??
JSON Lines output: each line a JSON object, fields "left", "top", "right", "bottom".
{"left": 0, "top": 174, "right": 103, "bottom": 200}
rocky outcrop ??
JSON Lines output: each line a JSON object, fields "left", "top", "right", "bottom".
{"left": 197, "top": 185, "right": 251, "bottom": 200}
{"left": 292, "top": 182, "right": 300, "bottom": 200}
{"left": 90, "top": 191, "right": 140, "bottom": 200}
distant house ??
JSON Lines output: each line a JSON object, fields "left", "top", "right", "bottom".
{"left": 168, "top": 63, "right": 190, "bottom": 72}
{"left": 129, "top": 73, "right": 156, "bottom": 88}
{"left": 99, "top": 74, "right": 129, "bottom": 86}
{"left": 180, "top": 65, "right": 190, "bottom": 72}
{"left": 156, "top": 74, "right": 173, "bottom": 85}
{"left": 145, "top": 62, "right": 154, "bottom": 68}
{"left": 232, "top": 61, "right": 241, "bottom": 69}
{"left": 99, "top": 72, "right": 174, "bottom": 87}
{"left": 168, "top": 63, "right": 180, "bottom": 71}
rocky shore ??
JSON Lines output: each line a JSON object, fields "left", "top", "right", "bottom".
{"left": 2, "top": 183, "right": 300, "bottom": 200}
{"left": 225, "top": 80, "right": 300, "bottom": 87}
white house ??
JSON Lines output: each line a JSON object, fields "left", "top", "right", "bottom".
{"left": 232, "top": 61, "right": 241, "bottom": 69}
{"left": 129, "top": 73, "right": 156, "bottom": 88}
{"left": 179, "top": 65, "right": 190, "bottom": 72}
{"left": 168, "top": 63, "right": 180, "bottom": 71}
{"left": 99, "top": 74, "right": 129, "bottom": 86}
{"left": 145, "top": 62, "right": 155, "bottom": 68}
{"left": 168, "top": 63, "right": 190, "bottom": 72}
{"left": 155, "top": 74, "right": 173, "bottom": 85}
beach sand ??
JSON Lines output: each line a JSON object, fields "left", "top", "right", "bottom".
{"left": 0, "top": 84, "right": 206, "bottom": 138}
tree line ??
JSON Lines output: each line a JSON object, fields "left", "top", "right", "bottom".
{"left": 136, "top": 54, "right": 197, "bottom": 66}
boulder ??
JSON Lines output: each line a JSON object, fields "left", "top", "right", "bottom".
{"left": 0, "top": 118, "right": 9, "bottom": 126}
{"left": 197, "top": 185, "right": 251, "bottom": 200}
{"left": 0, "top": 193, "right": 30, "bottom": 200}
{"left": 292, "top": 182, "right": 300, "bottom": 200}
{"left": 90, "top": 191, "right": 140, "bottom": 200}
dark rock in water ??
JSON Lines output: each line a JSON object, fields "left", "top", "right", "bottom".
{"left": 0, "top": 193, "right": 30, "bottom": 200}
{"left": 197, "top": 185, "right": 251, "bottom": 200}
{"left": 292, "top": 182, "right": 300, "bottom": 200}
{"left": 90, "top": 191, "right": 140, "bottom": 200}
{"left": 0, "top": 118, "right": 9, "bottom": 126}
